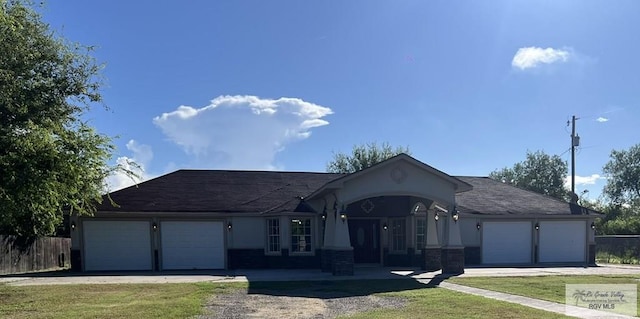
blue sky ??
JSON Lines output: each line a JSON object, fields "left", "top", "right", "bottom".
{"left": 42, "top": 1, "right": 639, "bottom": 200}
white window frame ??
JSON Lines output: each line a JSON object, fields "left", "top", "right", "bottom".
{"left": 266, "top": 218, "right": 280, "bottom": 255}
{"left": 290, "top": 218, "right": 313, "bottom": 254}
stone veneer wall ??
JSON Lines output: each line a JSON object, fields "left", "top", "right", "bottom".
{"left": 441, "top": 248, "right": 465, "bottom": 274}
{"left": 227, "top": 249, "right": 321, "bottom": 269}
{"left": 464, "top": 246, "right": 481, "bottom": 265}
{"left": 589, "top": 244, "right": 596, "bottom": 265}
{"left": 423, "top": 248, "right": 441, "bottom": 271}
{"left": 383, "top": 248, "right": 424, "bottom": 267}
{"left": 331, "top": 249, "right": 354, "bottom": 276}
{"left": 321, "top": 249, "right": 332, "bottom": 272}
{"left": 71, "top": 249, "right": 81, "bottom": 272}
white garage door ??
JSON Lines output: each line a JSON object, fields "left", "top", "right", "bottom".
{"left": 83, "top": 220, "right": 152, "bottom": 271}
{"left": 161, "top": 221, "right": 224, "bottom": 270}
{"left": 482, "top": 221, "right": 532, "bottom": 264}
{"left": 539, "top": 221, "right": 586, "bottom": 263}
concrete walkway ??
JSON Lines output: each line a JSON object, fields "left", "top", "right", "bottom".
{"left": 3, "top": 265, "right": 640, "bottom": 286}
{"left": 438, "top": 282, "right": 637, "bottom": 319}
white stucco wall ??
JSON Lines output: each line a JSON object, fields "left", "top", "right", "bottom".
{"left": 437, "top": 217, "right": 445, "bottom": 244}
{"left": 459, "top": 218, "right": 480, "bottom": 246}
{"left": 228, "top": 217, "right": 265, "bottom": 249}
{"left": 334, "top": 161, "right": 457, "bottom": 206}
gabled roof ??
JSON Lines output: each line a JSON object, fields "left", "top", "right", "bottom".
{"left": 306, "top": 153, "right": 473, "bottom": 200}
{"left": 98, "top": 170, "right": 343, "bottom": 213}
{"left": 456, "top": 176, "right": 601, "bottom": 216}
{"left": 98, "top": 171, "right": 597, "bottom": 216}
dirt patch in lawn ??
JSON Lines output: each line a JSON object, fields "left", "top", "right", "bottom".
{"left": 199, "top": 283, "right": 407, "bottom": 319}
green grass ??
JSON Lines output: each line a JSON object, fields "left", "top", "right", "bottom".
{"left": 0, "top": 282, "right": 244, "bottom": 319}
{"left": 0, "top": 279, "right": 574, "bottom": 319}
{"left": 250, "top": 280, "right": 570, "bottom": 319}
{"left": 346, "top": 287, "right": 571, "bottom": 319}
{"left": 448, "top": 275, "right": 640, "bottom": 304}
{"left": 596, "top": 251, "right": 640, "bottom": 264}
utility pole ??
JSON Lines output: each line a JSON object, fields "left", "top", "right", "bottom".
{"left": 570, "top": 115, "right": 579, "bottom": 203}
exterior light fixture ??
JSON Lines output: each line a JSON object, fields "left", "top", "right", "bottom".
{"left": 591, "top": 222, "right": 596, "bottom": 230}
{"left": 535, "top": 223, "right": 540, "bottom": 230}
{"left": 339, "top": 205, "right": 348, "bottom": 223}
{"left": 321, "top": 214, "right": 326, "bottom": 220}
{"left": 434, "top": 213, "right": 439, "bottom": 221}
{"left": 476, "top": 222, "right": 481, "bottom": 230}
{"left": 227, "top": 222, "right": 232, "bottom": 231}
{"left": 152, "top": 222, "right": 158, "bottom": 231}
{"left": 383, "top": 223, "right": 388, "bottom": 231}
{"left": 70, "top": 221, "right": 76, "bottom": 231}
{"left": 450, "top": 206, "right": 460, "bottom": 223}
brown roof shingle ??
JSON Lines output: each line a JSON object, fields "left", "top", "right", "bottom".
{"left": 456, "top": 176, "right": 599, "bottom": 216}
{"left": 99, "top": 170, "right": 343, "bottom": 213}
{"left": 99, "top": 170, "right": 598, "bottom": 216}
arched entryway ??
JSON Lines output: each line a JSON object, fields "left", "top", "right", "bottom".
{"left": 345, "top": 196, "right": 435, "bottom": 266}
{"left": 306, "top": 154, "right": 471, "bottom": 276}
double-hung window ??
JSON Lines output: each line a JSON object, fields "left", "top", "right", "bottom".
{"left": 266, "top": 218, "right": 280, "bottom": 253}
{"left": 391, "top": 219, "right": 406, "bottom": 251}
{"left": 416, "top": 218, "right": 426, "bottom": 251}
{"left": 291, "top": 218, "right": 312, "bottom": 253}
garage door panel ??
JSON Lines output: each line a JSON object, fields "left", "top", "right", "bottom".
{"left": 539, "top": 221, "right": 586, "bottom": 263}
{"left": 161, "top": 221, "right": 224, "bottom": 270}
{"left": 482, "top": 221, "right": 532, "bottom": 264}
{"left": 83, "top": 220, "right": 152, "bottom": 271}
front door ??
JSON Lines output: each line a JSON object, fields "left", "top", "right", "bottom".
{"left": 348, "top": 219, "right": 380, "bottom": 263}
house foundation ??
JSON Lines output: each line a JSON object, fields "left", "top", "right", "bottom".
{"left": 331, "top": 248, "right": 354, "bottom": 276}
{"left": 423, "top": 247, "right": 442, "bottom": 271}
{"left": 442, "top": 247, "right": 465, "bottom": 274}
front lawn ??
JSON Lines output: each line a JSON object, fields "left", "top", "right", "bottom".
{"left": 0, "top": 282, "right": 242, "bottom": 319}
{"left": 346, "top": 287, "right": 571, "bottom": 319}
{"left": 250, "top": 280, "right": 570, "bottom": 318}
{"left": 448, "top": 275, "right": 640, "bottom": 304}
{"left": 0, "top": 279, "right": 573, "bottom": 318}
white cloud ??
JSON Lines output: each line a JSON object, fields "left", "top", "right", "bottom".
{"left": 153, "top": 95, "right": 333, "bottom": 170}
{"left": 512, "top": 47, "right": 571, "bottom": 70}
{"left": 564, "top": 174, "right": 603, "bottom": 188}
{"left": 596, "top": 117, "right": 609, "bottom": 123}
{"left": 106, "top": 140, "right": 154, "bottom": 191}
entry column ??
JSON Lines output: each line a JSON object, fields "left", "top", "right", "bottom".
{"left": 442, "top": 205, "right": 465, "bottom": 274}
{"left": 322, "top": 195, "right": 354, "bottom": 276}
{"left": 423, "top": 210, "right": 442, "bottom": 271}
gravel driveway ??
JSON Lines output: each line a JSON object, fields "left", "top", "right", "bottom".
{"left": 197, "top": 282, "right": 407, "bottom": 319}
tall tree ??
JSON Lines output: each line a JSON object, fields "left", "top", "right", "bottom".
{"left": 327, "top": 142, "right": 410, "bottom": 173}
{"left": 602, "top": 144, "right": 640, "bottom": 207}
{"left": 0, "top": 1, "right": 131, "bottom": 238}
{"left": 489, "top": 150, "right": 568, "bottom": 200}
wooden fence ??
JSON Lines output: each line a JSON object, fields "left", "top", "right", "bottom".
{"left": 0, "top": 236, "right": 71, "bottom": 275}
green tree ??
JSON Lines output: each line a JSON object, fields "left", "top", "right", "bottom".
{"left": 327, "top": 142, "right": 410, "bottom": 173}
{"left": 602, "top": 144, "right": 640, "bottom": 207}
{"left": 489, "top": 150, "right": 569, "bottom": 200}
{"left": 0, "top": 1, "right": 132, "bottom": 238}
